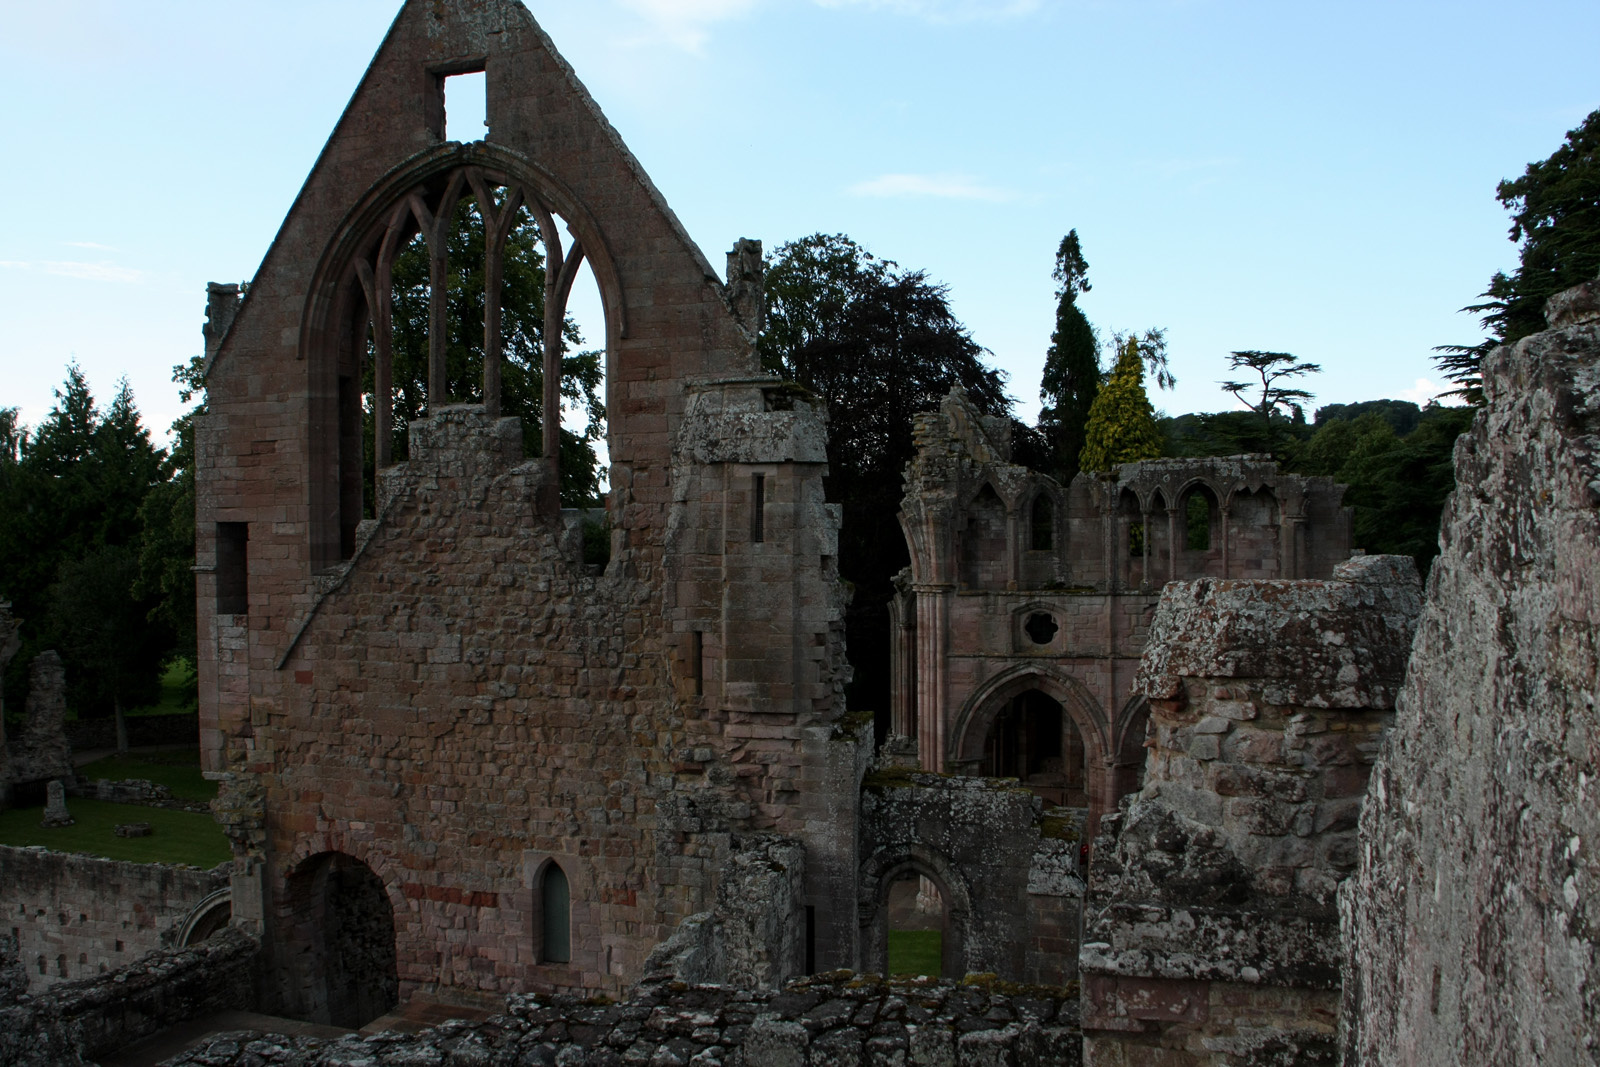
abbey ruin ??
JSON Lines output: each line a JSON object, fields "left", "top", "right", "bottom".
{"left": 2, "top": 3, "right": 1596, "bottom": 1065}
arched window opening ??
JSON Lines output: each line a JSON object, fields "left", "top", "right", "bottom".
{"left": 1029, "top": 494, "right": 1054, "bottom": 551}
{"left": 1117, "top": 488, "right": 1145, "bottom": 589}
{"left": 982, "top": 690, "right": 1088, "bottom": 808}
{"left": 541, "top": 863, "right": 571, "bottom": 964}
{"left": 1185, "top": 489, "right": 1214, "bottom": 551}
{"left": 886, "top": 873, "right": 944, "bottom": 978}
{"left": 959, "top": 485, "right": 1008, "bottom": 588}
{"left": 315, "top": 162, "right": 612, "bottom": 566}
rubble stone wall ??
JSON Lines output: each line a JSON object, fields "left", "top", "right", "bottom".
{"left": 1341, "top": 285, "right": 1600, "bottom": 1064}
{"left": 1080, "top": 554, "right": 1421, "bottom": 1066}
{"left": 0, "top": 845, "right": 229, "bottom": 991}
{"left": 857, "top": 771, "right": 1084, "bottom": 984}
{"left": 0, "top": 927, "right": 258, "bottom": 1067}
{"left": 165, "top": 972, "right": 1083, "bottom": 1067}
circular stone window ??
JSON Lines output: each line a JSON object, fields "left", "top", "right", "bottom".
{"left": 1025, "top": 612, "right": 1059, "bottom": 645}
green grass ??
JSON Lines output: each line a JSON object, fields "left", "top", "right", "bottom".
{"left": 126, "top": 659, "right": 200, "bottom": 718}
{"left": 888, "top": 929, "right": 943, "bottom": 977}
{"left": 77, "top": 747, "right": 217, "bottom": 803}
{"left": 0, "top": 798, "right": 230, "bottom": 867}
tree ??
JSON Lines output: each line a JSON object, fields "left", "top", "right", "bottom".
{"left": 760, "top": 233, "right": 1011, "bottom": 722}
{"left": 1437, "top": 109, "right": 1600, "bottom": 403}
{"left": 385, "top": 198, "right": 607, "bottom": 505}
{"left": 1221, "top": 350, "right": 1321, "bottom": 424}
{"left": 1079, "top": 336, "right": 1163, "bottom": 472}
{"left": 1037, "top": 231, "right": 1100, "bottom": 480}
{"left": 1300, "top": 406, "right": 1476, "bottom": 576}
{"left": 136, "top": 356, "right": 207, "bottom": 663}
{"left": 0, "top": 368, "right": 173, "bottom": 727}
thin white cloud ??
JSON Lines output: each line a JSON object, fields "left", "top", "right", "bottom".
{"left": 849, "top": 172, "right": 1015, "bottom": 201}
{"left": 0, "top": 261, "right": 28, "bottom": 269}
{"left": 617, "top": 0, "right": 758, "bottom": 51}
{"left": 39, "top": 260, "right": 144, "bottom": 284}
{"left": 1395, "top": 377, "right": 1463, "bottom": 406}
{"left": 63, "top": 241, "right": 119, "bottom": 251}
{"left": 813, "top": 0, "right": 1041, "bottom": 23}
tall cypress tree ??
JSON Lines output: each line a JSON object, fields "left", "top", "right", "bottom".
{"left": 1037, "top": 231, "right": 1100, "bottom": 480}
{"left": 1079, "top": 336, "right": 1162, "bottom": 473}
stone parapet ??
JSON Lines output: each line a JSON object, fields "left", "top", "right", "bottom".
{"left": 164, "top": 971, "right": 1082, "bottom": 1067}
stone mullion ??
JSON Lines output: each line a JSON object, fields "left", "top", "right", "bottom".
{"left": 409, "top": 172, "right": 466, "bottom": 412}
{"left": 525, "top": 195, "right": 566, "bottom": 487}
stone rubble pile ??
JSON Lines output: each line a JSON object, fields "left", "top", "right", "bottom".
{"left": 163, "top": 973, "right": 1082, "bottom": 1067}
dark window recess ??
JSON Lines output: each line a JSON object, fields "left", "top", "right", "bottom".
{"left": 1186, "top": 494, "right": 1212, "bottom": 550}
{"left": 691, "top": 631, "right": 705, "bottom": 697}
{"left": 1030, "top": 495, "right": 1054, "bottom": 551}
{"left": 751, "top": 473, "right": 766, "bottom": 543}
{"left": 1129, "top": 520, "right": 1145, "bottom": 556}
{"left": 216, "top": 522, "right": 249, "bottom": 615}
{"left": 805, "top": 905, "right": 817, "bottom": 975}
{"left": 542, "top": 863, "right": 571, "bottom": 964}
{"left": 1025, "top": 612, "right": 1059, "bottom": 645}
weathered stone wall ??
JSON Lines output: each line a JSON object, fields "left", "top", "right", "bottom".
{"left": 643, "top": 834, "right": 807, "bottom": 990}
{"left": 0, "top": 927, "right": 258, "bottom": 1067}
{"left": 1341, "top": 285, "right": 1600, "bottom": 1063}
{"left": 893, "top": 389, "right": 1353, "bottom": 834}
{"left": 0, "top": 845, "right": 229, "bottom": 991}
{"left": 857, "top": 770, "right": 1084, "bottom": 984}
{"left": 166, "top": 971, "right": 1082, "bottom": 1067}
{"left": 1080, "top": 554, "right": 1421, "bottom": 1066}
{"left": 6, "top": 651, "right": 73, "bottom": 797}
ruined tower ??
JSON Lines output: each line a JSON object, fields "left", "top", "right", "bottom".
{"left": 195, "top": 0, "right": 855, "bottom": 1020}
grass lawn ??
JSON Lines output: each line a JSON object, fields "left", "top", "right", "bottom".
{"left": 888, "top": 929, "right": 943, "bottom": 977}
{"left": 78, "top": 747, "right": 217, "bottom": 803}
{"left": 0, "top": 798, "right": 230, "bottom": 868}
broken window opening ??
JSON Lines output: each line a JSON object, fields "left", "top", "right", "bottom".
{"left": 691, "top": 630, "right": 704, "bottom": 697}
{"left": 443, "top": 71, "right": 488, "bottom": 143}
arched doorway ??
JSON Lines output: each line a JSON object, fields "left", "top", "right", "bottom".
{"left": 982, "top": 689, "right": 1089, "bottom": 808}
{"left": 861, "top": 852, "right": 970, "bottom": 980}
{"left": 886, "top": 873, "right": 945, "bottom": 978}
{"left": 282, "top": 852, "right": 399, "bottom": 1028}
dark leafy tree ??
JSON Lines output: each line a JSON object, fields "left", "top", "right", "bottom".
{"left": 1438, "top": 109, "right": 1600, "bottom": 403}
{"left": 0, "top": 368, "right": 172, "bottom": 726}
{"left": 1037, "top": 231, "right": 1100, "bottom": 480}
{"left": 760, "top": 233, "right": 1010, "bottom": 725}
{"left": 1299, "top": 406, "right": 1477, "bottom": 576}
{"left": 48, "top": 544, "right": 169, "bottom": 750}
{"left": 384, "top": 199, "right": 606, "bottom": 505}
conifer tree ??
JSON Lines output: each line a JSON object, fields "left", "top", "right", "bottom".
{"left": 1037, "top": 231, "right": 1099, "bottom": 480}
{"left": 1079, "top": 336, "right": 1162, "bottom": 473}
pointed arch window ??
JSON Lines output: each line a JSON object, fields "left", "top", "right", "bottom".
{"left": 541, "top": 862, "right": 571, "bottom": 964}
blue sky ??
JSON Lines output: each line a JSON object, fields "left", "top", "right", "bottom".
{"left": 3, "top": 0, "right": 1597, "bottom": 443}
